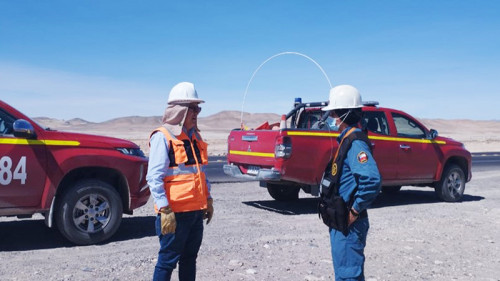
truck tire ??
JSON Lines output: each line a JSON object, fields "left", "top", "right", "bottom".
{"left": 381, "top": 186, "right": 402, "bottom": 194}
{"left": 55, "top": 179, "right": 123, "bottom": 245}
{"left": 434, "top": 164, "right": 465, "bottom": 202}
{"left": 267, "top": 183, "right": 300, "bottom": 201}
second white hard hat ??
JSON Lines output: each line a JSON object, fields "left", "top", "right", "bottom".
{"left": 167, "top": 82, "right": 205, "bottom": 105}
{"left": 322, "top": 84, "right": 362, "bottom": 111}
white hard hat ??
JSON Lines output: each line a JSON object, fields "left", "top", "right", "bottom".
{"left": 321, "top": 84, "right": 362, "bottom": 111}
{"left": 167, "top": 82, "right": 205, "bottom": 105}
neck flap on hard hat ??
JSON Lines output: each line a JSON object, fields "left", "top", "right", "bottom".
{"left": 162, "top": 104, "right": 200, "bottom": 136}
{"left": 162, "top": 104, "right": 189, "bottom": 136}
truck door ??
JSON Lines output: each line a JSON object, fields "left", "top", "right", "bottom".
{"left": 391, "top": 112, "right": 439, "bottom": 180}
{"left": 363, "top": 111, "right": 398, "bottom": 182}
{"left": 0, "top": 109, "right": 47, "bottom": 208}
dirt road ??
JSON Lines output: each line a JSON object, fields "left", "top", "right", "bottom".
{"left": 1, "top": 170, "right": 499, "bottom": 281}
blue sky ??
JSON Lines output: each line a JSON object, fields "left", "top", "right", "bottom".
{"left": 1, "top": 1, "right": 499, "bottom": 122}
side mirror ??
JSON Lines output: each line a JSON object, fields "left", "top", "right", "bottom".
{"left": 13, "top": 119, "right": 37, "bottom": 139}
{"left": 428, "top": 129, "right": 438, "bottom": 140}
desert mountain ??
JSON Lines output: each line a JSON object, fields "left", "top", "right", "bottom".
{"left": 34, "top": 111, "right": 281, "bottom": 133}
{"left": 198, "top": 111, "right": 281, "bottom": 131}
{"left": 33, "top": 112, "right": 500, "bottom": 155}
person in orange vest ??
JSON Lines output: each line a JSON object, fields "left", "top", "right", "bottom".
{"left": 146, "top": 82, "right": 214, "bottom": 281}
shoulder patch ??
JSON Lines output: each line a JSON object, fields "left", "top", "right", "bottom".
{"left": 357, "top": 151, "right": 368, "bottom": 163}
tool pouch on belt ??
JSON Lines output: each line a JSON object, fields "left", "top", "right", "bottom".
{"left": 318, "top": 172, "right": 349, "bottom": 236}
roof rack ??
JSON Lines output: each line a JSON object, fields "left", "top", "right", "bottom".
{"left": 363, "top": 101, "right": 379, "bottom": 107}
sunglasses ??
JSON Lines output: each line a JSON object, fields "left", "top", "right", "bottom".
{"left": 188, "top": 105, "right": 202, "bottom": 113}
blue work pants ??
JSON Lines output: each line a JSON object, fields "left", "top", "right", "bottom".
{"left": 330, "top": 217, "right": 369, "bottom": 281}
{"left": 153, "top": 210, "right": 204, "bottom": 281}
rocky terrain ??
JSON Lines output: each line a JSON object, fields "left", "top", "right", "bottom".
{"left": 0, "top": 111, "right": 498, "bottom": 280}
{"left": 0, "top": 169, "right": 499, "bottom": 280}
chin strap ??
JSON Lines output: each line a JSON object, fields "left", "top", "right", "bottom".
{"left": 336, "top": 110, "right": 351, "bottom": 128}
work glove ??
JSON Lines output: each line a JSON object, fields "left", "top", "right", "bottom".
{"left": 159, "top": 206, "right": 176, "bottom": 235}
{"left": 204, "top": 198, "right": 214, "bottom": 225}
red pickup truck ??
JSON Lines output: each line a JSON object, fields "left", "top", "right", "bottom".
{"left": 0, "top": 100, "right": 150, "bottom": 245}
{"left": 224, "top": 99, "right": 472, "bottom": 202}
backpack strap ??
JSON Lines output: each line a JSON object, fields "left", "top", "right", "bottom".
{"left": 321, "top": 128, "right": 372, "bottom": 199}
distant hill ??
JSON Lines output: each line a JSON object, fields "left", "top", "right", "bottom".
{"left": 34, "top": 111, "right": 281, "bottom": 132}
{"left": 65, "top": 118, "right": 92, "bottom": 126}
{"left": 420, "top": 118, "right": 500, "bottom": 135}
{"left": 198, "top": 111, "right": 281, "bottom": 130}
{"left": 32, "top": 113, "right": 500, "bottom": 154}
{"left": 34, "top": 112, "right": 500, "bottom": 135}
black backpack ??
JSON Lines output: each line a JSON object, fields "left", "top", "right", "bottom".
{"left": 318, "top": 128, "right": 371, "bottom": 235}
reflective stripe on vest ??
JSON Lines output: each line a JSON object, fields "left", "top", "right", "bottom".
{"left": 150, "top": 127, "right": 209, "bottom": 213}
{"left": 163, "top": 164, "right": 208, "bottom": 177}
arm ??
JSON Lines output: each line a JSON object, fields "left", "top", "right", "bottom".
{"left": 347, "top": 140, "right": 381, "bottom": 213}
{"left": 146, "top": 132, "right": 170, "bottom": 210}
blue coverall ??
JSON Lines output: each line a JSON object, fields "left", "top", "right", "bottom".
{"left": 330, "top": 126, "right": 381, "bottom": 281}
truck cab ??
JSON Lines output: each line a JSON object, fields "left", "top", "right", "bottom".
{"left": 0, "top": 100, "right": 150, "bottom": 245}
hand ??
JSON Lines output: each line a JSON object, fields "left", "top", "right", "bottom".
{"left": 159, "top": 206, "right": 176, "bottom": 235}
{"left": 348, "top": 208, "right": 359, "bottom": 226}
{"left": 204, "top": 198, "right": 214, "bottom": 225}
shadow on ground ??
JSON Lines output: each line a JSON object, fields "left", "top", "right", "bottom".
{"left": 0, "top": 215, "right": 156, "bottom": 252}
{"left": 243, "top": 189, "right": 484, "bottom": 215}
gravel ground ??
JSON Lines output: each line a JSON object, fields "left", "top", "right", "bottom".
{"left": 1, "top": 169, "right": 499, "bottom": 281}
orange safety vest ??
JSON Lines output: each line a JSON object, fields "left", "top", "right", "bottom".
{"left": 151, "top": 127, "right": 209, "bottom": 213}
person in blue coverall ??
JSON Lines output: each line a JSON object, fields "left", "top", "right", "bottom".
{"left": 321, "top": 85, "right": 381, "bottom": 281}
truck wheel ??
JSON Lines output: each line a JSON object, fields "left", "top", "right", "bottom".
{"left": 267, "top": 183, "right": 300, "bottom": 201}
{"left": 381, "top": 186, "right": 402, "bottom": 194}
{"left": 435, "top": 164, "right": 465, "bottom": 202}
{"left": 55, "top": 179, "right": 123, "bottom": 245}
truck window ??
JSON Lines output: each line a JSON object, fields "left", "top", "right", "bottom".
{"left": 363, "top": 111, "right": 389, "bottom": 135}
{"left": 297, "top": 110, "right": 322, "bottom": 129}
{"left": 392, "top": 112, "right": 426, "bottom": 138}
{"left": 297, "top": 109, "right": 337, "bottom": 131}
{"left": 0, "top": 109, "right": 15, "bottom": 135}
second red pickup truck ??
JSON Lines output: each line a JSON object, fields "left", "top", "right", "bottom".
{"left": 224, "top": 99, "right": 472, "bottom": 202}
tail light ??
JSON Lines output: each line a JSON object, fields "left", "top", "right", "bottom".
{"left": 275, "top": 136, "right": 292, "bottom": 159}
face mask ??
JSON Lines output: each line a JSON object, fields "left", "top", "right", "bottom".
{"left": 329, "top": 111, "right": 350, "bottom": 131}
{"left": 329, "top": 117, "right": 339, "bottom": 131}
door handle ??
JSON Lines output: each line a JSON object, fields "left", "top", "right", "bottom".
{"left": 399, "top": 144, "right": 411, "bottom": 151}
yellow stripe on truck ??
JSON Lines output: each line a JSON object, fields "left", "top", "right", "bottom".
{"left": 286, "top": 131, "right": 446, "bottom": 144}
{"left": 287, "top": 131, "right": 340, "bottom": 137}
{"left": 229, "top": 150, "right": 275, "bottom": 158}
{"left": 228, "top": 131, "right": 446, "bottom": 158}
{"left": 0, "top": 138, "right": 80, "bottom": 146}
{"left": 368, "top": 135, "right": 446, "bottom": 144}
